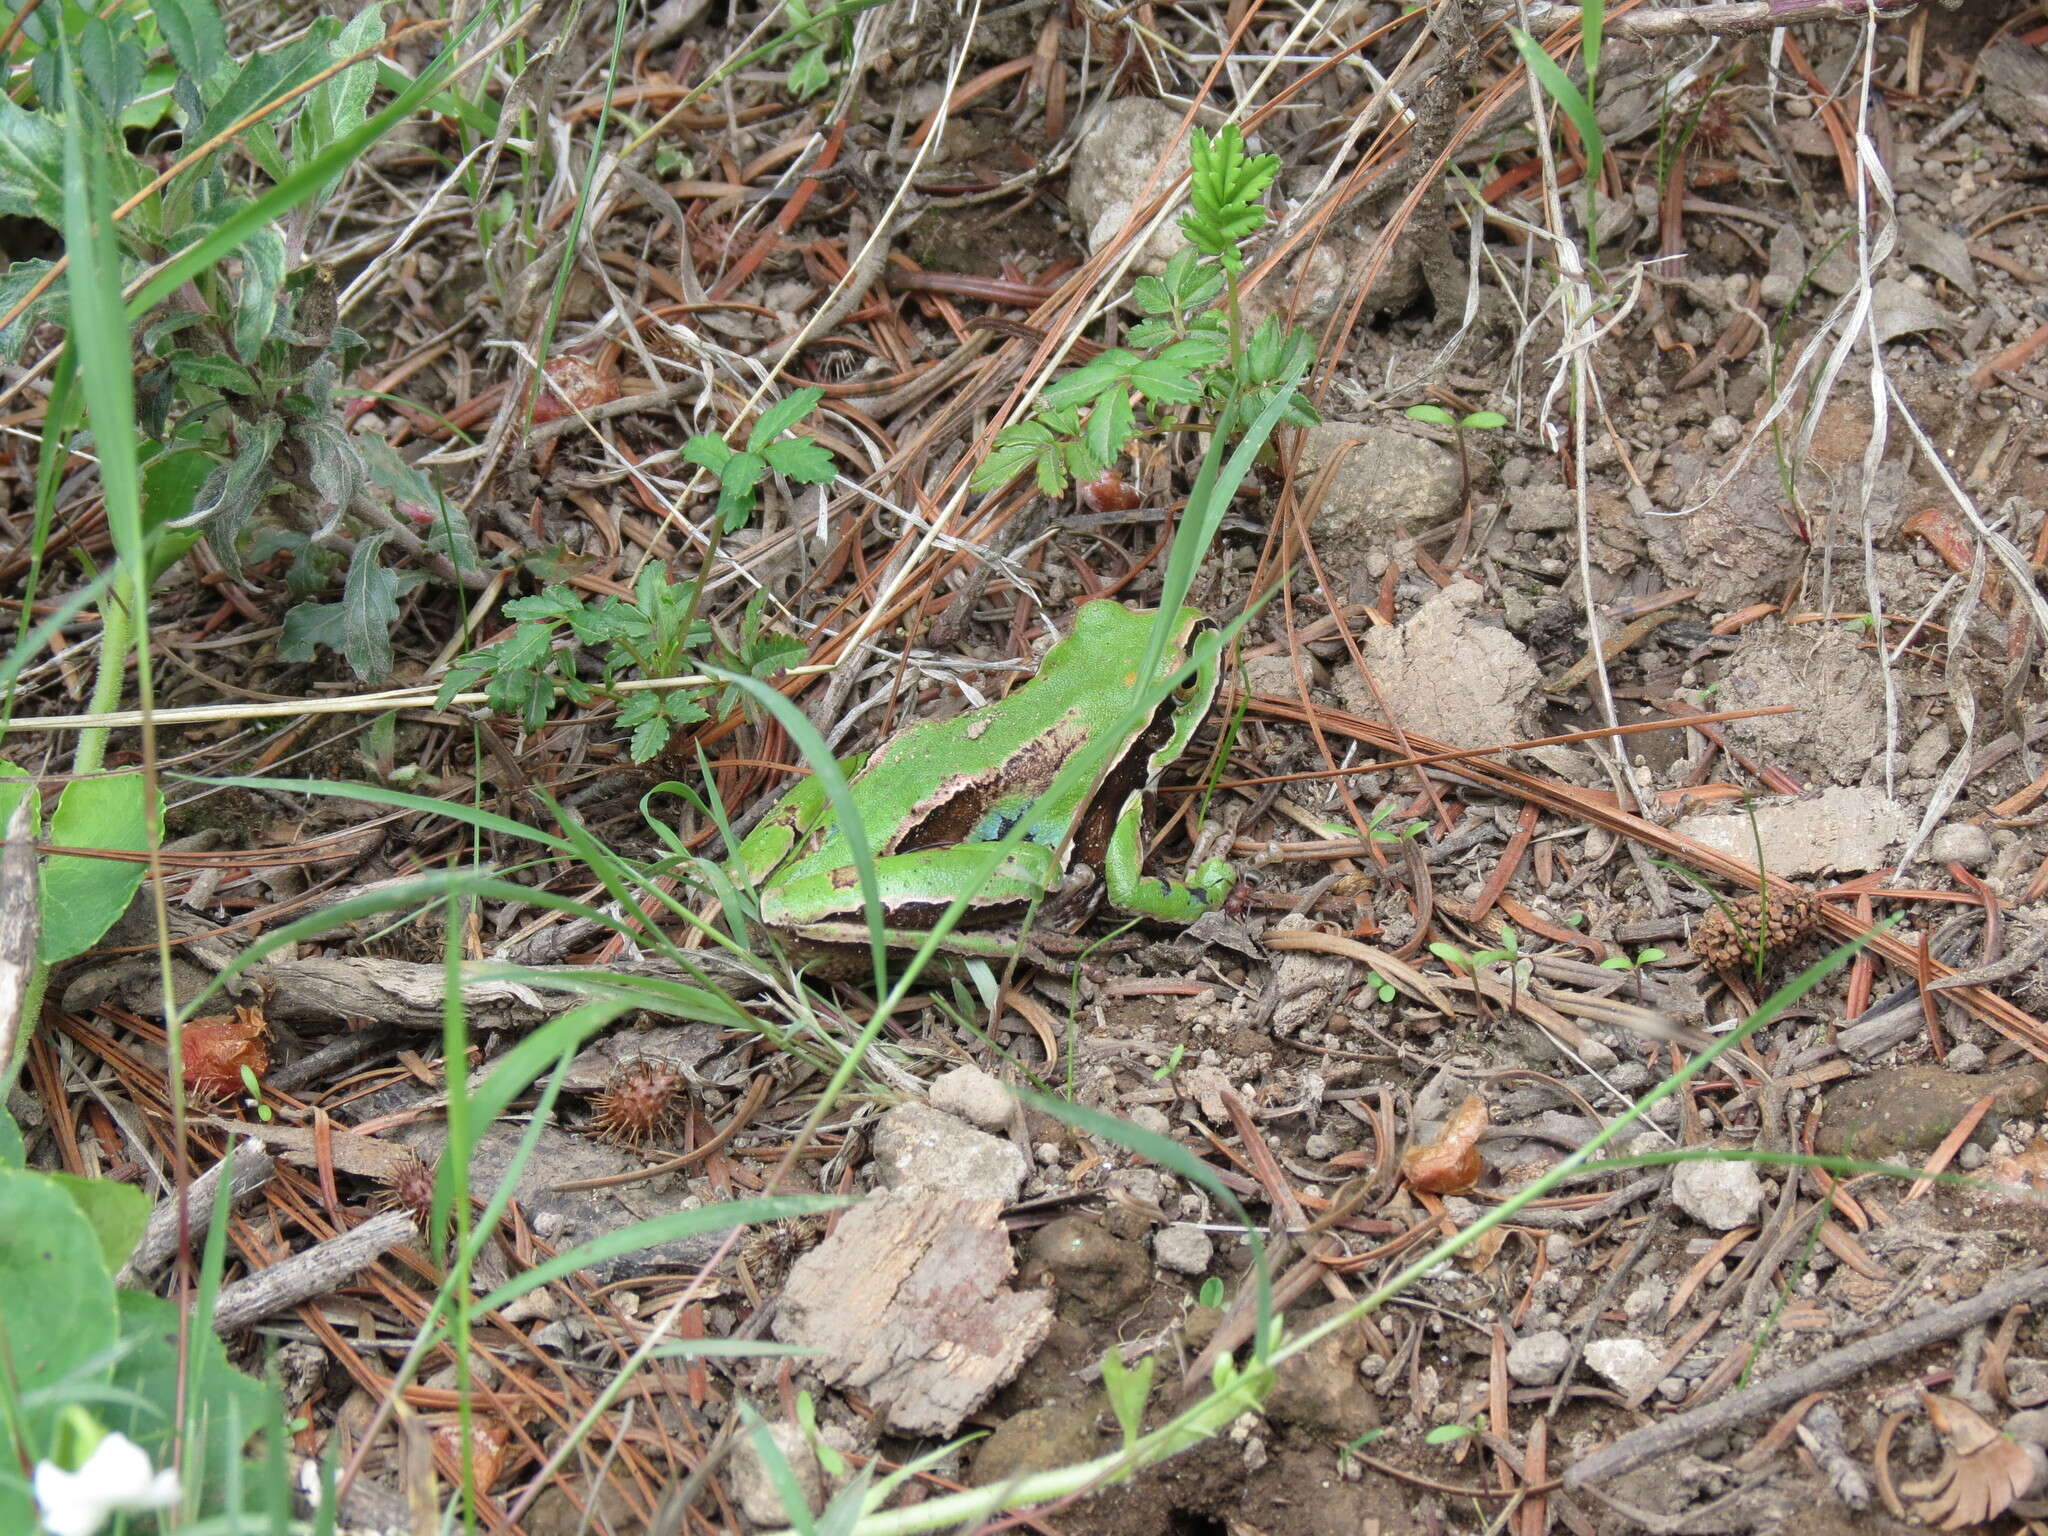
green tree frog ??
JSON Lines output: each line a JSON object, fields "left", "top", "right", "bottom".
{"left": 733, "top": 601, "right": 1236, "bottom": 960}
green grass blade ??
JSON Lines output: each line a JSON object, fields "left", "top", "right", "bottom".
{"left": 1511, "top": 28, "right": 1604, "bottom": 189}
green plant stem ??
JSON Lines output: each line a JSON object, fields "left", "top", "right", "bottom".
{"left": 72, "top": 580, "right": 135, "bottom": 777}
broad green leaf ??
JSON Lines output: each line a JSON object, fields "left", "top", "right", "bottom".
{"left": 745, "top": 385, "right": 824, "bottom": 453}
{"left": 0, "top": 258, "right": 58, "bottom": 356}
{"left": 78, "top": 16, "right": 145, "bottom": 122}
{"left": 231, "top": 227, "right": 286, "bottom": 359}
{"left": 333, "top": 533, "right": 409, "bottom": 680}
{"left": 45, "top": 1172, "right": 147, "bottom": 1273}
{"left": 41, "top": 772, "right": 159, "bottom": 964}
{"left": 299, "top": 4, "right": 385, "bottom": 203}
{"left": 108, "top": 1289, "right": 279, "bottom": 1510}
{"left": 164, "top": 349, "right": 260, "bottom": 394}
{"left": 153, "top": 0, "right": 229, "bottom": 89}
{"left": 0, "top": 94, "right": 63, "bottom": 223}
{"left": 0, "top": 1167, "right": 118, "bottom": 1426}
{"left": 294, "top": 414, "right": 366, "bottom": 515}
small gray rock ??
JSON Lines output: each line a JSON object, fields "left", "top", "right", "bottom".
{"left": 1153, "top": 1224, "right": 1214, "bottom": 1275}
{"left": 969, "top": 1402, "right": 1100, "bottom": 1487}
{"left": 873, "top": 1104, "right": 1028, "bottom": 1203}
{"left": 1927, "top": 821, "right": 1994, "bottom": 870}
{"left": 1670, "top": 1154, "right": 1765, "bottom": 1231}
{"left": 930, "top": 1065, "right": 1014, "bottom": 1131}
{"left": 1947, "top": 1042, "right": 1988, "bottom": 1075}
{"left": 730, "top": 1421, "right": 822, "bottom": 1527}
{"left": 1584, "top": 1337, "right": 1663, "bottom": 1400}
{"left": 1300, "top": 422, "right": 1463, "bottom": 554}
{"left": 1507, "top": 1330, "right": 1571, "bottom": 1387}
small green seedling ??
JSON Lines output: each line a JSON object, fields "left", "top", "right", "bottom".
{"left": 1404, "top": 403, "right": 1506, "bottom": 493}
{"left": 1197, "top": 1276, "right": 1226, "bottom": 1309}
{"left": 238, "top": 1064, "right": 273, "bottom": 1123}
{"left": 1598, "top": 945, "right": 1666, "bottom": 1003}
{"left": 1367, "top": 969, "right": 1398, "bottom": 1005}
{"left": 1425, "top": 1422, "right": 1480, "bottom": 1446}
{"left": 1152, "top": 1043, "right": 1187, "bottom": 1081}
{"left": 1101, "top": 1346, "right": 1157, "bottom": 1450}
{"left": 1365, "top": 800, "right": 1427, "bottom": 846}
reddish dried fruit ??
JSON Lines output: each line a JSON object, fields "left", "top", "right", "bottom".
{"left": 589, "top": 1059, "right": 685, "bottom": 1147}
{"left": 182, "top": 1007, "right": 269, "bottom": 1097}
{"left": 1692, "top": 889, "right": 1824, "bottom": 974}
{"left": 433, "top": 1415, "right": 513, "bottom": 1491}
{"left": 1078, "top": 468, "right": 1141, "bottom": 514}
{"left": 1402, "top": 1094, "right": 1487, "bottom": 1195}
{"left": 529, "top": 354, "right": 619, "bottom": 425}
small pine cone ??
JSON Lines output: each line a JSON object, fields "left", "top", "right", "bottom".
{"left": 377, "top": 1150, "right": 438, "bottom": 1228}
{"left": 1693, "top": 889, "right": 1824, "bottom": 972}
{"left": 589, "top": 1060, "right": 685, "bottom": 1147}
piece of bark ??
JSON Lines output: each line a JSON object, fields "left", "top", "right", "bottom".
{"left": 118, "top": 1140, "right": 275, "bottom": 1286}
{"left": 774, "top": 1191, "right": 1052, "bottom": 1435}
{"left": 0, "top": 795, "right": 39, "bottom": 1082}
{"left": 210, "top": 1211, "right": 414, "bottom": 1333}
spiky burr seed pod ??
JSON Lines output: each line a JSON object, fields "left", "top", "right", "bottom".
{"left": 589, "top": 1059, "right": 686, "bottom": 1147}
{"left": 738, "top": 1217, "right": 827, "bottom": 1289}
{"left": 377, "top": 1150, "right": 438, "bottom": 1229}
{"left": 1693, "top": 889, "right": 1825, "bottom": 974}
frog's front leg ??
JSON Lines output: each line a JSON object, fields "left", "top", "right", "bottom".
{"left": 1103, "top": 790, "right": 1235, "bottom": 922}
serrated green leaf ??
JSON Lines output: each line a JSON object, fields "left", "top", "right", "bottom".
{"left": 682, "top": 433, "right": 733, "bottom": 473}
{"left": 1083, "top": 387, "right": 1134, "bottom": 467}
{"left": 787, "top": 45, "right": 830, "bottom": 100}
{"left": 1039, "top": 350, "right": 1139, "bottom": 410}
{"left": 629, "top": 715, "right": 671, "bottom": 762}
{"left": 717, "top": 450, "right": 766, "bottom": 531}
{"left": 176, "top": 414, "right": 282, "bottom": 573}
{"left": 746, "top": 385, "right": 824, "bottom": 453}
{"left": 762, "top": 435, "right": 835, "bottom": 484}
{"left": 1126, "top": 356, "right": 1202, "bottom": 405}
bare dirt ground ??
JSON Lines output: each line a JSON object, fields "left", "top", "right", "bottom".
{"left": 11, "top": 0, "right": 2048, "bottom": 1533}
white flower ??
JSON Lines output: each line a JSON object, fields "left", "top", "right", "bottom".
{"left": 33, "top": 1432, "right": 180, "bottom": 1536}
